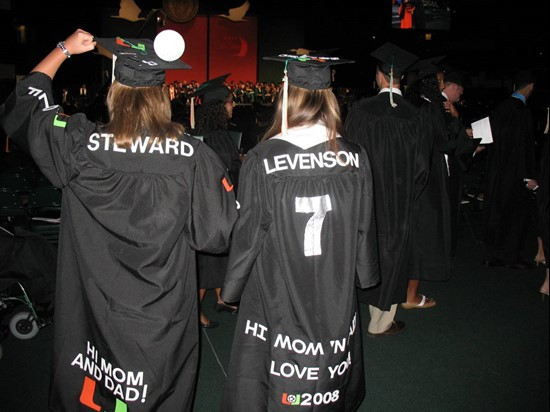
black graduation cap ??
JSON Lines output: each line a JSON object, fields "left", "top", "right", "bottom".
{"left": 443, "top": 69, "right": 468, "bottom": 88}
{"left": 191, "top": 73, "right": 232, "bottom": 103}
{"left": 514, "top": 69, "right": 536, "bottom": 89}
{"left": 263, "top": 54, "right": 354, "bottom": 90}
{"left": 96, "top": 37, "right": 191, "bottom": 87}
{"left": 370, "top": 42, "right": 418, "bottom": 77}
{"left": 188, "top": 73, "right": 231, "bottom": 130}
{"left": 407, "top": 55, "right": 446, "bottom": 81}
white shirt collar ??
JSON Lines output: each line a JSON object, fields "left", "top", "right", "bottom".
{"left": 272, "top": 122, "right": 339, "bottom": 150}
{"left": 378, "top": 87, "right": 402, "bottom": 96}
{"left": 441, "top": 91, "right": 449, "bottom": 100}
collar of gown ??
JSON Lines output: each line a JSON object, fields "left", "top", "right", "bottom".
{"left": 378, "top": 87, "right": 403, "bottom": 96}
{"left": 272, "top": 122, "right": 341, "bottom": 150}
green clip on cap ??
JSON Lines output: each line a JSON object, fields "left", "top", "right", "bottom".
{"left": 263, "top": 54, "right": 354, "bottom": 90}
{"left": 96, "top": 36, "right": 191, "bottom": 87}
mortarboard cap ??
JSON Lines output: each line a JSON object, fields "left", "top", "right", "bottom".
{"left": 407, "top": 55, "right": 446, "bottom": 82}
{"left": 191, "top": 73, "right": 232, "bottom": 103}
{"left": 263, "top": 54, "right": 354, "bottom": 90}
{"left": 96, "top": 35, "right": 190, "bottom": 87}
{"left": 443, "top": 69, "right": 469, "bottom": 88}
{"left": 514, "top": 69, "right": 536, "bottom": 89}
{"left": 370, "top": 42, "right": 418, "bottom": 77}
{"left": 262, "top": 54, "right": 353, "bottom": 134}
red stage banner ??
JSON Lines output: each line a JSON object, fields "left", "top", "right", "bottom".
{"left": 160, "top": 15, "right": 257, "bottom": 84}
{"left": 208, "top": 16, "right": 258, "bottom": 82}
{"left": 162, "top": 17, "right": 208, "bottom": 84}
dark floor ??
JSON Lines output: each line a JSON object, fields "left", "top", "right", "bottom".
{"left": 1, "top": 213, "right": 548, "bottom": 412}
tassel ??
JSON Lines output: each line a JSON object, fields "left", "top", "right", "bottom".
{"left": 282, "top": 60, "right": 289, "bottom": 135}
{"left": 190, "top": 97, "right": 195, "bottom": 130}
{"left": 389, "top": 66, "right": 397, "bottom": 108}
{"left": 282, "top": 75, "right": 289, "bottom": 135}
{"left": 112, "top": 55, "right": 117, "bottom": 83}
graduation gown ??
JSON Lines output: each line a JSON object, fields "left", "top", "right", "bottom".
{"left": 221, "top": 124, "right": 379, "bottom": 411}
{"left": 442, "top": 96, "right": 481, "bottom": 255}
{"left": 0, "top": 72, "right": 238, "bottom": 412}
{"left": 483, "top": 96, "right": 536, "bottom": 261}
{"left": 197, "top": 128, "right": 242, "bottom": 289}
{"left": 345, "top": 91, "right": 430, "bottom": 310}
{"left": 537, "top": 134, "right": 549, "bottom": 266}
{"left": 410, "top": 101, "right": 452, "bottom": 281}
{"left": 202, "top": 127, "right": 241, "bottom": 194}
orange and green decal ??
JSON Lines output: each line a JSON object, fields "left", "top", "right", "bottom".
{"left": 116, "top": 37, "right": 146, "bottom": 52}
{"left": 79, "top": 376, "right": 128, "bottom": 412}
{"left": 79, "top": 376, "right": 101, "bottom": 411}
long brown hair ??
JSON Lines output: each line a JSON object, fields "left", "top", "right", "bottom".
{"left": 263, "top": 85, "right": 344, "bottom": 153}
{"left": 103, "top": 81, "right": 184, "bottom": 147}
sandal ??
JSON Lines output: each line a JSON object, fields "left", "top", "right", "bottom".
{"left": 400, "top": 294, "right": 437, "bottom": 309}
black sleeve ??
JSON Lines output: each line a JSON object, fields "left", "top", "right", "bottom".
{"left": 355, "top": 148, "right": 380, "bottom": 288}
{"left": 222, "top": 152, "right": 271, "bottom": 302}
{"left": 0, "top": 72, "right": 88, "bottom": 187}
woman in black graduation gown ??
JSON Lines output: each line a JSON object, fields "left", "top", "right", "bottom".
{"left": 220, "top": 55, "right": 379, "bottom": 411}
{"left": 403, "top": 68, "right": 452, "bottom": 308}
{"left": 0, "top": 29, "right": 237, "bottom": 411}
{"left": 193, "top": 76, "right": 242, "bottom": 327}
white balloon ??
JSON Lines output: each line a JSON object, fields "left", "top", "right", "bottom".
{"left": 154, "top": 30, "right": 186, "bottom": 62}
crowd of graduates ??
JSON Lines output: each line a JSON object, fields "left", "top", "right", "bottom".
{"left": 0, "top": 28, "right": 547, "bottom": 411}
{"left": 167, "top": 79, "right": 281, "bottom": 105}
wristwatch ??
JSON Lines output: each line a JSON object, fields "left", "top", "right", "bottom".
{"left": 56, "top": 41, "right": 71, "bottom": 59}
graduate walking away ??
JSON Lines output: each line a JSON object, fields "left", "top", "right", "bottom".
{"left": 191, "top": 74, "right": 242, "bottom": 327}
{"left": 345, "top": 43, "right": 431, "bottom": 334}
{"left": 0, "top": 29, "right": 237, "bottom": 411}
{"left": 403, "top": 56, "right": 453, "bottom": 309}
{"left": 221, "top": 54, "right": 379, "bottom": 411}
{"left": 483, "top": 70, "right": 538, "bottom": 269}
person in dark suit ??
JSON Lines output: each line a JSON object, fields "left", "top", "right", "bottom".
{"left": 483, "top": 70, "right": 538, "bottom": 269}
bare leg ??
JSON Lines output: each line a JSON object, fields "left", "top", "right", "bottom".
{"left": 401, "top": 279, "right": 436, "bottom": 308}
{"left": 216, "top": 287, "right": 238, "bottom": 311}
{"left": 200, "top": 288, "right": 209, "bottom": 325}
{"left": 406, "top": 279, "right": 421, "bottom": 304}
{"left": 535, "top": 237, "right": 546, "bottom": 265}
{"left": 540, "top": 269, "right": 549, "bottom": 297}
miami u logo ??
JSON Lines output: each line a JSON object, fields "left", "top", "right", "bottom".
{"left": 80, "top": 376, "right": 128, "bottom": 412}
{"left": 115, "top": 37, "right": 146, "bottom": 53}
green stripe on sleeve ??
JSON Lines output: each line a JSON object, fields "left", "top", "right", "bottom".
{"left": 53, "top": 115, "right": 67, "bottom": 128}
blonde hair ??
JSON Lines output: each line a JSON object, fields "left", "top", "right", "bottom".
{"left": 263, "top": 85, "right": 345, "bottom": 153}
{"left": 104, "top": 81, "right": 184, "bottom": 147}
